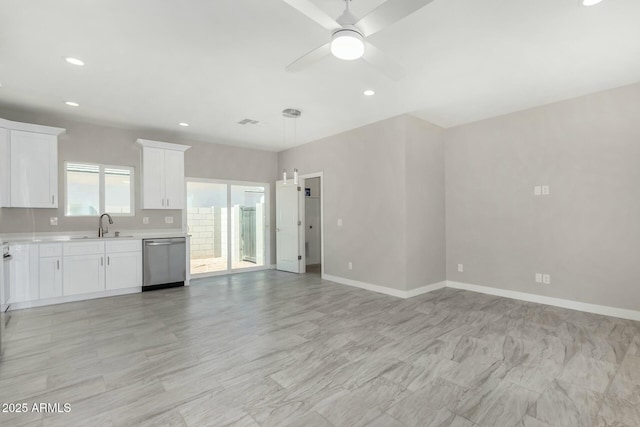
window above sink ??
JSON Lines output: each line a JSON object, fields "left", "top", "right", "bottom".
{"left": 65, "top": 162, "right": 134, "bottom": 217}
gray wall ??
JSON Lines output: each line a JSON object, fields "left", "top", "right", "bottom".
{"left": 405, "top": 117, "right": 446, "bottom": 290}
{"left": 279, "top": 116, "right": 407, "bottom": 289}
{"left": 0, "top": 106, "right": 278, "bottom": 264}
{"left": 279, "top": 115, "right": 446, "bottom": 291}
{"left": 445, "top": 83, "right": 640, "bottom": 311}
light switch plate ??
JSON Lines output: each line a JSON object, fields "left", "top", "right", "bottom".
{"left": 457, "top": 264, "right": 464, "bottom": 272}
{"left": 49, "top": 217, "right": 58, "bottom": 226}
{"left": 535, "top": 273, "right": 542, "bottom": 283}
{"left": 543, "top": 274, "right": 551, "bottom": 284}
{"left": 143, "top": 217, "right": 149, "bottom": 225}
{"left": 534, "top": 186, "right": 542, "bottom": 196}
{"left": 165, "top": 216, "right": 174, "bottom": 224}
{"left": 348, "top": 261, "right": 353, "bottom": 270}
{"left": 337, "top": 219, "right": 343, "bottom": 226}
{"left": 542, "top": 185, "right": 550, "bottom": 196}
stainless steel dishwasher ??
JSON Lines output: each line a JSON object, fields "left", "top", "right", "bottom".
{"left": 143, "top": 238, "right": 186, "bottom": 291}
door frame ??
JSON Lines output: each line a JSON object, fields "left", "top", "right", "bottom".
{"left": 299, "top": 172, "right": 324, "bottom": 279}
{"left": 183, "top": 177, "right": 271, "bottom": 279}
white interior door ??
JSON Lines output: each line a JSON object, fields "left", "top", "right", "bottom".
{"left": 276, "top": 180, "right": 303, "bottom": 273}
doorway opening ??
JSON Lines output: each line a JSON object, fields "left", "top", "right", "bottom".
{"left": 185, "top": 179, "right": 269, "bottom": 278}
{"left": 275, "top": 172, "right": 323, "bottom": 276}
{"left": 303, "top": 176, "right": 322, "bottom": 276}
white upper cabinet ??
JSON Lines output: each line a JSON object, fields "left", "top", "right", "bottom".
{"left": 10, "top": 131, "right": 58, "bottom": 208}
{"left": 137, "top": 139, "right": 190, "bottom": 210}
{"left": 163, "top": 149, "right": 185, "bottom": 209}
{"left": 141, "top": 146, "right": 166, "bottom": 210}
{"left": 0, "top": 118, "right": 65, "bottom": 208}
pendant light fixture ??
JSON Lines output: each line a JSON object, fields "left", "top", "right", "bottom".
{"left": 282, "top": 108, "right": 302, "bottom": 185}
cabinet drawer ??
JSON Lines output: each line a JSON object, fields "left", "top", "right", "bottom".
{"left": 106, "top": 239, "right": 141, "bottom": 254}
{"left": 64, "top": 241, "right": 105, "bottom": 256}
{"left": 40, "top": 243, "right": 63, "bottom": 258}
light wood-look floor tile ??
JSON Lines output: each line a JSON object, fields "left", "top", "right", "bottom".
{"left": 1, "top": 270, "right": 639, "bottom": 426}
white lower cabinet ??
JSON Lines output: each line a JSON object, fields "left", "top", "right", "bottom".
{"left": 63, "top": 253, "right": 106, "bottom": 296}
{"left": 39, "top": 243, "right": 63, "bottom": 299}
{"left": 105, "top": 240, "right": 142, "bottom": 290}
{"left": 9, "top": 244, "right": 39, "bottom": 303}
{"left": 39, "top": 256, "right": 63, "bottom": 299}
{"left": 106, "top": 252, "right": 142, "bottom": 290}
{"left": 62, "top": 240, "right": 142, "bottom": 297}
{"left": 8, "top": 239, "right": 143, "bottom": 307}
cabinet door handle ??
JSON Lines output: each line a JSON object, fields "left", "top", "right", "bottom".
{"left": 52, "top": 195, "right": 55, "bottom": 205}
{"left": 101, "top": 257, "right": 104, "bottom": 266}
{"left": 167, "top": 199, "right": 170, "bottom": 207}
{"left": 162, "top": 198, "right": 165, "bottom": 207}
{"left": 57, "top": 260, "right": 60, "bottom": 270}
{"left": 107, "top": 256, "right": 110, "bottom": 266}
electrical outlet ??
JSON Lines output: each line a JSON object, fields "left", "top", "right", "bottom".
{"left": 143, "top": 217, "right": 149, "bottom": 225}
{"left": 457, "top": 264, "right": 464, "bottom": 272}
{"left": 337, "top": 219, "right": 343, "bottom": 227}
{"left": 49, "top": 217, "right": 58, "bottom": 226}
{"left": 534, "top": 186, "right": 542, "bottom": 196}
{"left": 543, "top": 274, "right": 551, "bottom": 284}
{"left": 165, "top": 216, "right": 174, "bottom": 224}
{"left": 348, "top": 261, "right": 353, "bottom": 270}
{"left": 535, "top": 273, "right": 542, "bottom": 283}
{"left": 542, "top": 185, "right": 550, "bottom": 196}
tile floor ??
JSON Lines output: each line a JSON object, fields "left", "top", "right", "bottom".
{"left": 0, "top": 270, "right": 638, "bottom": 426}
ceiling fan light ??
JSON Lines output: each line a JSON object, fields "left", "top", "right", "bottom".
{"left": 331, "top": 30, "right": 364, "bottom": 61}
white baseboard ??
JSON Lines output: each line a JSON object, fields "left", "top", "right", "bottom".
{"left": 320, "top": 274, "right": 640, "bottom": 321}
{"left": 323, "top": 274, "right": 407, "bottom": 298}
{"left": 447, "top": 281, "right": 640, "bottom": 322}
{"left": 9, "top": 287, "right": 142, "bottom": 311}
{"left": 406, "top": 281, "right": 448, "bottom": 298}
{"left": 323, "top": 274, "right": 446, "bottom": 299}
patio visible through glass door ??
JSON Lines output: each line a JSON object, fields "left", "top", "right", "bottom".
{"left": 231, "top": 185, "right": 266, "bottom": 269}
{"left": 186, "top": 180, "right": 268, "bottom": 276}
{"left": 186, "top": 181, "right": 228, "bottom": 275}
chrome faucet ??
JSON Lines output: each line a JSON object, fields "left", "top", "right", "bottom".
{"left": 98, "top": 213, "right": 114, "bottom": 238}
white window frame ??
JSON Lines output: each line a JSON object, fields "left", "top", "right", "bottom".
{"left": 64, "top": 161, "right": 135, "bottom": 217}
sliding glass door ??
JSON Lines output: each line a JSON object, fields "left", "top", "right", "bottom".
{"left": 186, "top": 179, "right": 268, "bottom": 276}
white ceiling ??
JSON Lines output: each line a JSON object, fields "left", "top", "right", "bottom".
{"left": 0, "top": 0, "right": 639, "bottom": 151}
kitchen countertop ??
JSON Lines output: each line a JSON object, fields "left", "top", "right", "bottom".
{"left": 0, "top": 229, "right": 190, "bottom": 245}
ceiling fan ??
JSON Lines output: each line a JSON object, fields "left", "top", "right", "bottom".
{"left": 282, "top": 0, "right": 435, "bottom": 81}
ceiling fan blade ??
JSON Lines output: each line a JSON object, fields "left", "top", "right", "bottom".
{"left": 362, "top": 42, "right": 405, "bottom": 81}
{"left": 282, "top": 0, "right": 341, "bottom": 32}
{"left": 286, "top": 42, "right": 332, "bottom": 73}
{"left": 356, "top": 0, "right": 435, "bottom": 37}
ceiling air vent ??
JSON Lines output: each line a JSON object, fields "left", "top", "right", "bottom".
{"left": 237, "top": 118, "right": 260, "bottom": 125}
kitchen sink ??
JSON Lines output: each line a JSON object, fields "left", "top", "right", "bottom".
{"left": 69, "top": 235, "right": 134, "bottom": 240}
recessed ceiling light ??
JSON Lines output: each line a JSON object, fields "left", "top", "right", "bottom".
{"left": 64, "top": 101, "right": 80, "bottom": 107}
{"left": 363, "top": 90, "right": 375, "bottom": 96}
{"left": 178, "top": 122, "right": 189, "bottom": 127}
{"left": 64, "top": 57, "right": 85, "bottom": 66}
{"left": 581, "top": 0, "right": 603, "bottom": 6}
